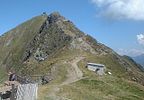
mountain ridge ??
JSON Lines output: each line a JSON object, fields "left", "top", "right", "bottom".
{"left": 0, "top": 11, "right": 144, "bottom": 84}
{"left": 0, "top": 12, "right": 144, "bottom": 100}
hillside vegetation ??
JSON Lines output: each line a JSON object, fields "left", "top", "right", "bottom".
{"left": 0, "top": 12, "right": 144, "bottom": 100}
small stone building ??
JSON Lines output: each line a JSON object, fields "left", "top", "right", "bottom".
{"left": 87, "top": 63, "right": 105, "bottom": 75}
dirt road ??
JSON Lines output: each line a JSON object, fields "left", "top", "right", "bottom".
{"left": 46, "top": 56, "right": 84, "bottom": 100}
{"left": 61, "top": 57, "right": 84, "bottom": 85}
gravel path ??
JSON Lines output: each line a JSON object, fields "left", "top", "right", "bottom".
{"left": 47, "top": 56, "right": 84, "bottom": 100}
{"left": 61, "top": 57, "right": 84, "bottom": 86}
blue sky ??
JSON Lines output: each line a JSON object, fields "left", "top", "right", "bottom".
{"left": 0, "top": 0, "right": 144, "bottom": 56}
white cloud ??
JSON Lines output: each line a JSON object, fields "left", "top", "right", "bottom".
{"left": 137, "top": 34, "right": 144, "bottom": 45}
{"left": 91, "top": 0, "right": 144, "bottom": 20}
{"left": 117, "top": 48, "right": 144, "bottom": 57}
{"left": 116, "top": 34, "right": 144, "bottom": 56}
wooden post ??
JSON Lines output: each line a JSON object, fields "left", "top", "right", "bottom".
{"left": 10, "top": 84, "right": 15, "bottom": 100}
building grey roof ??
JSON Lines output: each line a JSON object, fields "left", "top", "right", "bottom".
{"left": 87, "top": 63, "right": 105, "bottom": 67}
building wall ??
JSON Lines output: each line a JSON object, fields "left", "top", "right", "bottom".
{"left": 87, "top": 65, "right": 105, "bottom": 75}
{"left": 87, "top": 65, "right": 97, "bottom": 71}
{"left": 97, "top": 68, "right": 105, "bottom": 75}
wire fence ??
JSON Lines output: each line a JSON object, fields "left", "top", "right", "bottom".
{"left": 16, "top": 84, "right": 38, "bottom": 100}
{"left": 0, "top": 84, "right": 38, "bottom": 100}
{"left": 0, "top": 74, "right": 51, "bottom": 100}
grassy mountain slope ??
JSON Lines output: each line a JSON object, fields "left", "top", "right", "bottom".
{"left": 38, "top": 47, "right": 144, "bottom": 100}
{"left": 0, "top": 12, "right": 144, "bottom": 100}
{"left": 0, "top": 14, "right": 47, "bottom": 70}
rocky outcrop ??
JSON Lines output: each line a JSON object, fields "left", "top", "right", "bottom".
{"left": 22, "top": 13, "right": 72, "bottom": 62}
{"left": 0, "top": 12, "right": 144, "bottom": 86}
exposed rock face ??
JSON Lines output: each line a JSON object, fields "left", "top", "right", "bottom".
{"left": 69, "top": 37, "right": 97, "bottom": 54}
{"left": 84, "top": 35, "right": 114, "bottom": 55}
{"left": 22, "top": 13, "right": 72, "bottom": 62}
{"left": 34, "top": 48, "right": 47, "bottom": 61}
{"left": 21, "top": 12, "right": 89, "bottom": 62}
{"left": 0, "top": 12, "right": 144, "bottom": 86}
{"left": 48, "top": 12, "right": 65, "bottom": 23}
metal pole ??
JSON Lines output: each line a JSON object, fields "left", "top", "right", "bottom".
{"left": 10, "top": 84, "right": 15, "bottom": 100}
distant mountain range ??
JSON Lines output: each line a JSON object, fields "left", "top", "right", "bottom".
{"left": 133, "top": 54, "right": 144, "bottom": 68}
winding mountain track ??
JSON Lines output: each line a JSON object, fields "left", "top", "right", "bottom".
{"left": 61, "top": 56, "right": 84, "bottom": 86}
{"left": 47, "top": 56, "right": 84, "bottom": 100}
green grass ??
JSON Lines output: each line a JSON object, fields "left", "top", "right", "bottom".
{"left": 0, "top": 13, "right": 144, "bottom": 100}
{"left": 77, "top": 54, "right": 127, "bottom": 77}
{"left": 0, "top": 15, "right": 47, "bottom": 71}
{"left": 48, "top": 52, "right": 144, "bottom": 100}
{"left": 59, "top": 76, "right": 144, "bottom": 100}
{"left": 37, "top": 51, "right": 144, "bottom": 100}
{"left": 0, "top": 68, "right": 7, "bottom": 83}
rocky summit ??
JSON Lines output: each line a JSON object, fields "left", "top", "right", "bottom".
{"left": 0, "top": 12, "right": 144, "bottom": 100}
